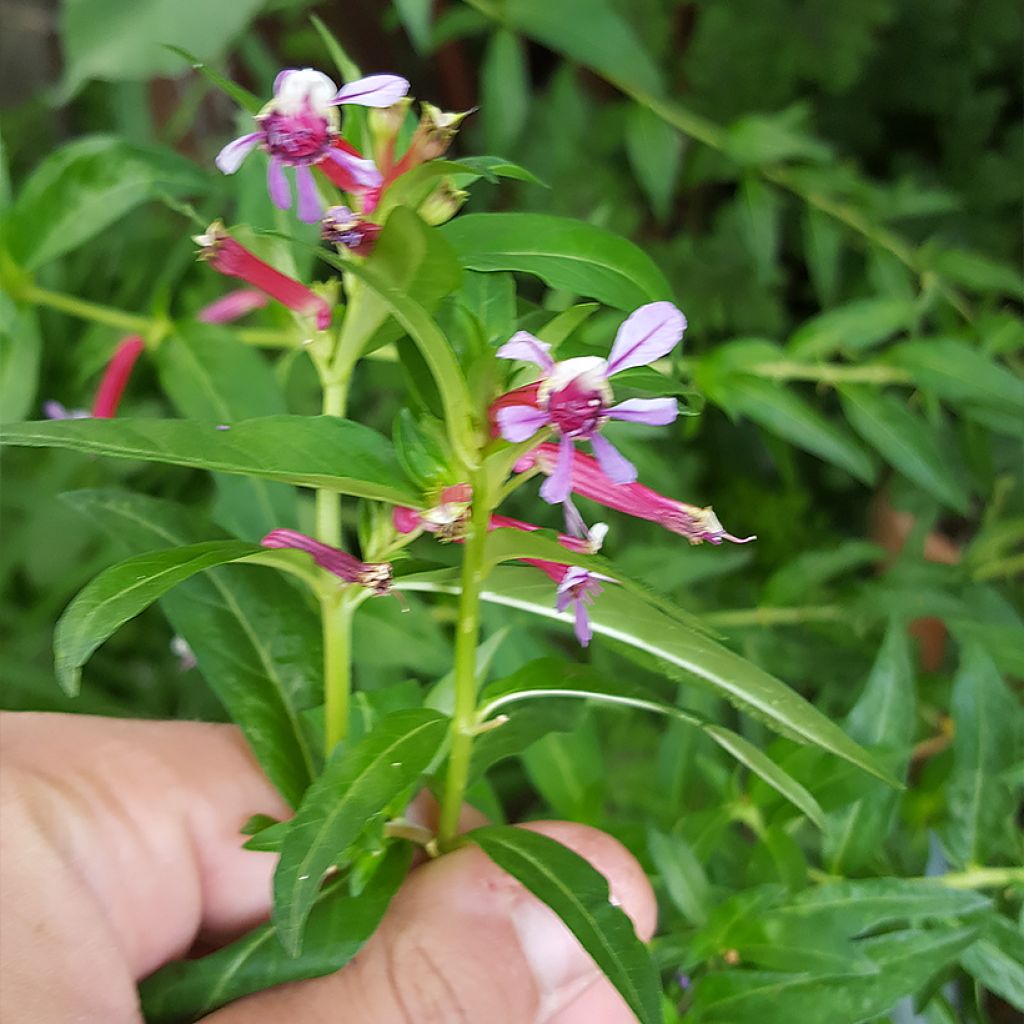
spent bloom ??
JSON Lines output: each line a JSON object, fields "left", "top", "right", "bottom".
{"left": 321, "top": 205, "right": 381, "bottom": 257}
{"left": 195, "top": 222, "right": 331, "bottom": 330}
{"left": 216, "top": 69, "right": 409, "bottom": 222}
{"left": 262, "top": 529, "right": 392, "bottom": 595}
{"left": 494, "top": 301, "right": 686, "bottom": 503}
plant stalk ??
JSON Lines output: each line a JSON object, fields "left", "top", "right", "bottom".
{"left": 439, "top": 472, "right": 492, "bottom": 846}
{"left": 24, "top": 284, "right": 156, "bottom": 334}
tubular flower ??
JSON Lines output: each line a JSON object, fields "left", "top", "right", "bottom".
{"left": 393, "top": 484, "right": 474, "bottom": 541}
{"left": 261, "top": 529, "right": 392, "bottom": 595}
{"left": 494, "top": 301, "right": 686, "bottom": 503}
{"left": 92, "top": 335, "right": 145, "bottom": 418}
{"left": 195, "top": 222, "right": 331, "bottom": 330}
{"left": 197, "top": 288, "right": 269, "bottom": 324}
{"left": 518, "top": 444, "right": 756, "bottom": 545}
{"left": 215, "top": 69, "right": 409, "bottom": 222}
{"left": 321, "top": 205, "right": 381, "bottom": 257}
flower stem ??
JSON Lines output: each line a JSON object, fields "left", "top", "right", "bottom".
{"left": 24, "top": 284, "right": 157, "bottom": 335}
{"left": 439, "top": 472, "right": 492, "bottom": 846}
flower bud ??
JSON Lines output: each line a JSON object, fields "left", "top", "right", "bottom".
{"left": 321, "top": 205, "right": 381, "bottom": 257}
{"left": 410, "top": 102, "right": 474, "bottom": 163}
{"left": 417, "top": 179, "right": 469, "bottom": 226}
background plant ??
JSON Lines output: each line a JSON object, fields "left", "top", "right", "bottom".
{"left": 1, "top": 2, "right": 1022, "bottom": 1023}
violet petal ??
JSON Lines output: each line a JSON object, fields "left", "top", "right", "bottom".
{"left": 606, "top": 301, "right": 687, "bottom": 376}
{"left": 332, "top": 74, "right": 410, "bottom": 108}
{"left": 294, "top": 164, "right": 322, "bottom": 223}
{"left": 267, "top": 159, "right": 292, "bottom": 209}
{"left": 496, "top": 331, "right": 555, "bottom": 371}
{"left": 539, "top": 434, "right": 575, "bottom": 504}
{"left": 496, "top": 404, "right": 551, "bottom": 443}
{"left": 606, "top": 396, "right": 679, "bottom": 426}
{"left": 273, "top": 68, "right": 296, "bottom": 96}
{"left": 590, "top": 433, "right": 637, "bottom": 484}
{"left": 325, "top": 147, "right": 383, "bottom": 188}
{"left": 215, "top": 132, "right": 262, "bottom": 175}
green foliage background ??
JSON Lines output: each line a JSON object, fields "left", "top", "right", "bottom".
{"left": 1, "top": 1, "right": 1021, "bottom": 1021}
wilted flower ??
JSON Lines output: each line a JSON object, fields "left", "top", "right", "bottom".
{"left": 494, "top": 301, "right": 686, "bottom": 503}
{"left": 197, "top": 288, "right": 269, "bottom": 324}
{"left": 393, "top": 484, "right": 473, "bottom": 541}
{"left": 517, "top": 443, "right": 756, "bottom": 545}
{"left": 195, "top": 222, "right": 331, "bottom": 330}
{"left": 321, "top": 205, "right": 381, "bottom": 257}
{"left": 215, "top": 68, "right": 409, "bottom": 222}
{"left": 261, "top": 529, "right": 392, "bottom": 595}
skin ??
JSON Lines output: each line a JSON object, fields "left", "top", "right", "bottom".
{"left": 0, "top": 712, "right": 657, "bottom": 1023}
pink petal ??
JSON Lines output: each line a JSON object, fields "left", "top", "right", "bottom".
{"left": 325, "top": 147, "right": 383, "bottom": 189}
{"left": 215, "top": 132, "right": 262, "bottom": 175}
{"left": 540, "top": 434, "right": 575, "bottom": 504}
{"left": 267, "top": 159, "right": 291, "bottom": 209}
{"left": 590, "top": 434, "right": 637, "bottom": 484}
{"left": 496, "top": 404, "right": 551, "bottom": 443}
{"left": 605, "top": 397, "right": 679, "bottom": 426}
{"left": 606, "top": 301, "right": 686, "bottom": 376}
{"left": 197, "top": 289, "right": 269, "bottom": 324}
{"left": 294, "top": 164, "right": 322, "bottom": 223}
{"left": 573, "top": 600, "right": 592, "bottom": 647}
{"left": 332, "top": 74, "right": 410, "bottom": 108}
{"left": 496, "top": 331, "right": 555, "bottom": 371}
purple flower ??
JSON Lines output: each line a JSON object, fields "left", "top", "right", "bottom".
{"left": 216, "top": 68, "right": 409, "bottom": 223}
{"left": 554, "top": 566, "right": 604, "bottom": 647}
{"left": 261, "top": 528, "right": 392, "bottom": 594}
{"left": 43, "top": 401, "right": 90, "bottom": 420}
{"left": 495, "top": 301, "right": 686, "bottom": 503}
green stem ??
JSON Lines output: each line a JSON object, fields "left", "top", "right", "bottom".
{"left": 24, "top": 284, "right": 156, "bottom": 334}
{"left": 746, "top": 360, "right": 913, "bottom": 386}
{"left": 704, "top": 605, "right": 848, "bottom": 628}
{"left": 439, "top": 472, "right": 492, "bottom": 846}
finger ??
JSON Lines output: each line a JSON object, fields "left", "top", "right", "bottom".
{"left": 203, "top": 820, "right": 657, "bottom": 1024}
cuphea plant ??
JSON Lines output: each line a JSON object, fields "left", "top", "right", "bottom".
{"left": 1, "top": 27, "right": 992, "bottom": 1024}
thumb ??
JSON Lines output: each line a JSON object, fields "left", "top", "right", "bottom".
{"left": 205, "top": 820, "right": 657, "bottom": 1024}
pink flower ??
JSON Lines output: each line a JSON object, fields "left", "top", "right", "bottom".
{"left": 43, "top": 401, "right": 89, "bottom": 420}
{"left": 493, "top": 302, "right": 686, "bottom": 503}
{"left": 518, "top": 443, "right": 755, "bottom": 545}
{"left": 216, "top": 69, "right": 408, "bottom": 223}
{"left": 92, "top": 336, "right": 145, "bottom": 418}
{"left": 197, "top": 288, "right": 269, "bottom": 324}
{"left": 194, "top": 222, "right": 331, "bottom": 330}
{"left": 261, "top": 529, "right": 392, "bottom": 595}
{"left": 392, "top": 484, "right": 473, "bottom": 541}
{"left": 321, "top": 205, "right": 381, "bottom": 257}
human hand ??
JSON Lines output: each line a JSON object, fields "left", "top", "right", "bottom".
{"left": 0, "top": 712, "right": 656, "bottom": 1023}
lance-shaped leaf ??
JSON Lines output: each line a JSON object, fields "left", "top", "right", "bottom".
{"left": 398, "top": 567, "right": 896, "bottom": 786}
{"left": 0, "top": 415, "right": 418, "bottom": 505}
{"left": 139, "top": 843, "right": 412, "bottom": 1023}
{"left": 960, "top": 915, "right": 1024, "bottom": 1013}
{"left": 65, "top": 489, "right": 320, "bottom": 808}
{"left": 441, "top": 213, "right": 673, "bottom": 311}
{"left": 54, "top": 540, "right": 263, "bottom": 695}
{"left": 274, "top": 709, "right": 448, "bottom": 954}
{"left": 479, "top": 659, "right": 826, "bottom": 829}
{"left": 470, "top": 825, "right": 663, "bottom": 1024}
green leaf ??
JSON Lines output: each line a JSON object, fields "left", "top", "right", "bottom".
{"left": 500, "top": 0, "right": 662, "bottom": 95}
{"left": 58, "top": 0, "right": 264, "bottom": 96}
{"left": 825, "top": 620, "right": 915, "bottom": 873}
{"left": 763, "top": 541, "right": 883, "bottom": 606}
{"left": 164, "top": 46, "right": 262, "bottom": 113}
{"left": 626, "top": 105, "right": 684, "bottom": 222}
{"left": 274, "top": 709, "right": 448, "bottom": 954}
{"left": 886, "top": 337, "right": 1024, "bottom": 414}
{"left": 459, "top": 270, "right": 517, "bottom": 345}
{"left": 393, "top": 409, "right": 450, "bottom": 489}
{"left": 482, "top": 30, "right": 531, "bottom": 154}
{"left": 715, "top": 376, "right": 876, "bottom": 483}
{"left": 54, "top": 540, "right": 261, "bottom": 696}
{"left": 156, "top": 325, "right": 297, "bottom": 540}
{"left": 471, "top": 825, "right": 663, "bottom": 1024}
{"left": 393, "top": 0, "right": 434, "bottom": 52}
{"left": 441, "top": 213, "right": 673, "bottom": 311}
{"left": 737, "top": 176, "right": 781, "bottom": 285}
{"left": 922, "top": 245, "right": 1024, "bottom": 300}
{"left": 960, "top": 916, "right": 1024, "bottom": 1012}
{"left": 802, "top": 206, "right": 844, "bottom": 307}
{"left": 788, "top": 298, "right": 915, "bottom": 359}
{"left": 0, "top": 415, "right": 418, "bottom": 505}
{"left": 0, "top": 293, "right": 41, "bottom": 422}
{"left": 139, "top": 843, "right": 411, "bottom": 1023}
{"left": 839, "top": 385, "right": 970, "bottom": 512}
{"left": 309, "top": 14, "right": 362, "bottom": 82}
{"left": 940, "top": 644, "right": 1022, "bottom": 867}
{"left": 402, "top": 567, "right": 896, "bottom": 785}
{"left": 648, "top": 828, "right": 711, "bottom": 925}
{"left": 691, "top": 926, "right": 980, "bottom": 1024}
{"left": 722, "top": 106, "right": 833, "bottom": 167}
{"left": 4, "top": 135, "right": 205, "bottom": 270}
{"left": 65, "top": 490, "right": 320, "bottom": 808}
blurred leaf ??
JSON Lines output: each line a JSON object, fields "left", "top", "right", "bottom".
{"left": 442, "top": 213, "right": 673, "bottom": 310}
{"left": 139, "top": 843, "right": 411, "bottom": 1023}
{"left": 959, "top": 915, "right": 1024, "bottom": 1012}
{"left": 309, "top": 14, "right": 362, "bottom": 82}
{"left": 788, "top": 298, "right": 915, "bottom": 359}
{"left": 5, "top": 136, "right": 205, "bottom": 270}
{"left": 471, "top": 825, "right": 663, "bottom": 1024}
{"left": 886, "top": 338, "right": 1024, "bottom": 414}
{"left": 156, "top": 325, "right": 297, "bottom": 539}
{"left": 393, "top": 0, "right": 434, "bottom": 52}
{"left": 737, "top": 176, "right": 781, "bottom": 284}
{"left": 921, "top": 245, "right": 1024, "bottom": 300}
{"left": 824, "top": 620, "right": 915, "bottom": 874}
{"left": 0, "top": 295, "right": 41, "bottom": 422}
{"left": 522, "top": 714, "right": 604, "bottom": 821}
{"left": 940, "top": 644, "right": 1021, "bottom": 867}
{"left": 54, "top": 540, "right": 260, "bottom": 695}
{"left": 690, "top": 926, "right": 980, "bottom": 1024}
{"left": 763, "top": 541, "right": 883, "bottom": 606}
{"left": 838, "top": 386, "right": 970, "bottom": 512}
{"left": 164, "top": 46, "right": 262, "bottom": 113}
{"left": 801, "top": 206, "right": 844, "bottom": 307}
{"left": 392, "top": 409, "right": 449, "bottom": 489}
{"left": 482, "top": 30, "right": 531, "bottom": 155}
{"left": 274, "top": 709, "right": 448, "bottom": 954}
{"left": 649, "top": 828, "right": 711, "bottom": 925}
{"left": 59, "top": 0, "right": 264, "bottom": 96}
{"left": 722, "top": 105, "right": 833, "bottom": 167}
{"left": 626, "top": 105, "right": 684, "bottom": 222}
{"left": 67, "top": 490, "right": 320, "bottom": 808}
{"left": 500, "top": 0, "right": 662, "bottom": 96}
{"left": 0, "top": 416, "right": 418, "bottom": 505}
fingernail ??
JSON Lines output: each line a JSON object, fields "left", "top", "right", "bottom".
{"left": 510, "top": 896, "right": 597, "bottom": 1022}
